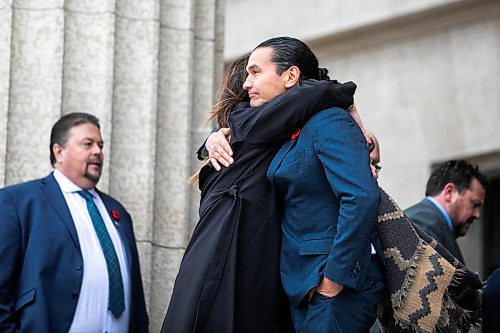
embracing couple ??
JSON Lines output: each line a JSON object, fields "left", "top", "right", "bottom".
{"left": 162, "top": 36, "right": 383, "bottom": 333}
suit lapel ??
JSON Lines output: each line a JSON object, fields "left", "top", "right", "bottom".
{"left": 40, "top": 173, "right": 80, "bottom": 249}
{"left": 98, "top": 191, "right": 133, "bottom": 269}
{"left": 267, "top": 138, "right": 298, "bottom": 184}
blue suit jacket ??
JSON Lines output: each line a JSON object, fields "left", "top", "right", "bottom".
{"left": 267, "top": 107, "right": 381, "bottom": 307}
{"left": 0, "top": 173, "right": 149, "bottom": 333}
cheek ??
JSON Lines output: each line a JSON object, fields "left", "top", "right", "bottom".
{"left": 272, "top": 78, "right": 287, "bottom": 94}
{"left": 257, "top": 76, "right": 273, "bottom": 89}
{"left": 73, "top": 154, "right": 88, "bottom": 167}
{"left": 458, "top": 207, "right": 472, "bottom": 220}
{"left": 260, "top": 80, "right": 281, "bottom": 98}
{"left": 253, "top": 77, "right": 264, "bottom": 90}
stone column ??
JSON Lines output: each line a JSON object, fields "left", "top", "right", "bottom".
{"left": 1, "top": 0, "right": 225, "bottom": 330}
{"left": 0, "top": 0, "right": 12, "bottom": 187}
{"left": 109, "top": 0, "right": 161, "bottom": 314}
{"left": 63, "top": 0, "right": 118, "bottom": 192}
{"left": 148, "top": 0, "right": 225, "bottom": 330}
{"left": 6, "top": 0, "right": 64, "bottom": 184}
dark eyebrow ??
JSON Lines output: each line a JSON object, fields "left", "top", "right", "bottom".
{"left": 247, "top": 64, "right": 259, "bottom": 72}
{"left": 82, "top": 137, "right": 104, "bottom": 145}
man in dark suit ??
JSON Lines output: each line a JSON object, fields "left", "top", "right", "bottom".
{"left": 405, "top": 159, "right": 487, "bottom": 264}
{"left": 0, "top": 113, "right": 148, "bottom": 333}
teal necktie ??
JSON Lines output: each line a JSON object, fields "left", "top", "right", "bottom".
{"left": 78, "top": 190, "right": 125, "bottom": 318}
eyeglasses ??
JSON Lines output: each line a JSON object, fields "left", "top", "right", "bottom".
{"left": 371, "top": 160, "right": 382, "bottom": 172}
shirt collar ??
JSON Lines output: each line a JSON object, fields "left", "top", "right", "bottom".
{"left": 426, "top": 196, "right": 453, "bottom": 230}
{"left": 53, "top": 169, "right": 97, "bottom": 198}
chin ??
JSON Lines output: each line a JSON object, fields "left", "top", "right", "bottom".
{"left": 250, "top": 99, "right": 264, "bottom": 107}
{"left": 85, "top": 172, "right": 101, "bottom": 184}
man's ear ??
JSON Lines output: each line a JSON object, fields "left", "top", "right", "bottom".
{"left": 53, "top": 143, "right": 64, "bottom": 164}
{"left": 443, "top": 183, "right": 458, "bottom": 202}
{"left": 284, "top": 65, "right": 301, "bottom": 88}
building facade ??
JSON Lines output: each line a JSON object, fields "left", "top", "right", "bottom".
{"left": 1, "top": 0, "right": 499, "bottom": 330}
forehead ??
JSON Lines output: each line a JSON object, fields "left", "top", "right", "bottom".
{"left": 247, "top": 47, "right": 275, "bottom": 70}
{"left": 463, "top": 178, "right": 486, "bottom": 200}
{"left": 67, "top": 123, "right": 102, "bottom": 140}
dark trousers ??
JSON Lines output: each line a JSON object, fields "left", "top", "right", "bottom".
{"left": 291, "top": 256, "right": 385, "bottom": 333}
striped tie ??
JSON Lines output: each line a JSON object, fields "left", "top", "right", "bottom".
{"left": 78, "top": 190, "right": 125, "bottom": 318}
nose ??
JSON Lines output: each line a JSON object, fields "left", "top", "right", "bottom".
{"left": 92, "top": 143, "right": 103, "bottom": 155}
{"left": 243, "top": 76, "right": 252, "bottom": 90}
{"left": 473, "top": 208, "right": 481, "bottom": 220}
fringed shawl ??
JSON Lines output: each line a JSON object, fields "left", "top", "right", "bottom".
{"left": 377, "top": 188, "right": 483, "bottom": 332}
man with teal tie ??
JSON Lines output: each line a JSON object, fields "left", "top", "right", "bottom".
{"left": 0, "top": 113, "right": 148, "bottom": 332}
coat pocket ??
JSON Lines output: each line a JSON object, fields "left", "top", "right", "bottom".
{"left": 299, "top": 238, "right": 333, "bottom": 255}
{"left": 14, "top": 288, "right": 36, "bottom": 313}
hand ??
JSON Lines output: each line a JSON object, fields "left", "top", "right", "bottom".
{"left": 206, "top": 128, "right": 233, "bottom": 171}
{"left": 315, "top": 276, "right": 343, "bottom": 298}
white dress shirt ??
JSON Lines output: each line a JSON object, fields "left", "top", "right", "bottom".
{"left": 53, "top": 170, "right": 131, "bottom": 333}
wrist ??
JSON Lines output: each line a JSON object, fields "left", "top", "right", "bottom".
{"left": 315, "top": 276, "right": 343, "bottom": 297}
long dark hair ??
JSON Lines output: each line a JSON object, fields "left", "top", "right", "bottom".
{"left": 189, "top": 53, "right": 250, "bottom": 184}
{"left": 206, "top": 53, "right": 250, "bottom": 128}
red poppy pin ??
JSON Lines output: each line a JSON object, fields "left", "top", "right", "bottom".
{"left": 111, "top": 210, "right": 120, "bottom": 226}
{"left": 291, "top": 128, "right": 301, "bottom": 140}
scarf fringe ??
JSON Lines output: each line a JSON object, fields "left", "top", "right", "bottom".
{"left": 391, "top": 239, "right": 425, "bottom": 309}
{"left": 377, "top": 188, "right": 483, "bottom": 333}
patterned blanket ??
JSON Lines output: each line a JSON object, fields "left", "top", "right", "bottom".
{"left": 377, "top": 188, "right": 483, "bottom": 333}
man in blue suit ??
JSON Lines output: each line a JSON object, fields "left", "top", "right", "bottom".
{"left": 0, "top": 113, "right": 148, "bottom": 332}
{"left": 207, "top": 37, "right": 384, "bottom": 332}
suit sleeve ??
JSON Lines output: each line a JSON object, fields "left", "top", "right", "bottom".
{"left": 125, "top": 210, "right": 149, "bottom": 331}
{"left": 311, "top": 108, "right": 380, "bottom": 290}
{"left": 230, "top": 80, "right": 356, "bottom": 145}
{"left": 0, "top": 190, "right": 22, "bottom": 333}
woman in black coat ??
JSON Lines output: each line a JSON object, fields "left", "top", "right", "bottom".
{"left": 161, "top": 53, "right": 357, "bottom": 333}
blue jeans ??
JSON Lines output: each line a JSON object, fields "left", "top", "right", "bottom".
{"left": 292, "top": 256, "right": 385, "bottom": 333}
